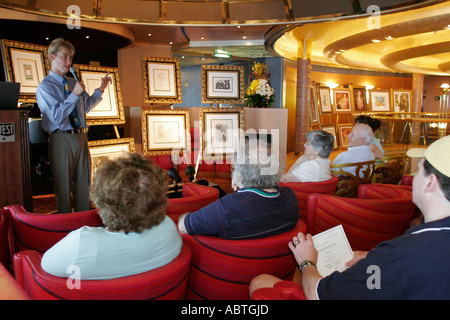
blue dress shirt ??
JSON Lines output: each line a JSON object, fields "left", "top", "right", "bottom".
{"left": 36, "top": 71, "right": 103, "bottom": 132}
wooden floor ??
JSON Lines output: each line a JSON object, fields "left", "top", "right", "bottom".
{"left": 32, "top": 143, "right": 410, "bottom": 214}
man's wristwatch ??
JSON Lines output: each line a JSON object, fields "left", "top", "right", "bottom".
{"left": 298, "top": 260, "right": 317, "bottom": 272}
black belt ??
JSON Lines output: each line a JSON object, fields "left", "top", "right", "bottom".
{"left": 53, "top": 128, "right": 86, "bottom": 134}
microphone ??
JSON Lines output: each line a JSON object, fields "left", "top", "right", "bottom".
{"left": 69, "top": 67, "right": 79, "bottom": 82}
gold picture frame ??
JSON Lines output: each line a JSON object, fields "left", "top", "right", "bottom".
{"left": 88, "top": 137, "right": 136, "bottom": 182}
{"left": 333, "top": 88, "right": 352, "bottom": 113}
{"left": 141, "top": 109, "right": 191, "bottom": 156}
{"left": 1, "top": 39, "right": 50, "bottom": 103}
{"left": 369, "top": 89, "right": 391, "bottom": 112}
{"left": 391, "top": 89, "right": 412, "bottom": 113}
{"left": 201, "top": 65, "right": 244, "bottom": 104}
{"left": 199, "top": 107, "right": 245, "bottom": 160}
{"left": 337, "top": 123, "right": 354, "bottom": 149}
{"left": 74, "top": 64, "right": 125, "bottom": 126}
{"left": 142, "top": 57, "right": 182, "bottom": 104}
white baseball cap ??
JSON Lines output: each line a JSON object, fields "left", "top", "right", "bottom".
{"left": 406, "top": 135, "right": 450, "bottom": 178}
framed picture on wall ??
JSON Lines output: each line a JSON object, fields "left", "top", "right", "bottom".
{"left": 141, "top": 109, "right": 190, "bottom": 156}
{"left": 333, "top": 88, "right": 352, "bottom": 112}
{"left": 310, "top": 84, "right": 320, "bottom": 125}
{"left": 318, "top": 86, "right": 333, "bottom": 113}
{"left": 74, "top": 64, "right": 125, "bottom": 126}
{"left": 391, "top": 89, "right": 411, "bottom": 113}
{"left": 201, "top": 65, "right": 244, "bottom": 104}
{"left": 351, "top": 86, "right": 368, "bottom": 112}
{"left": 142, "top": 57, "right": 182, "bottom": 104}
{"left": 369, "top": 89, "right": 391, "bottom": 112}
{"left": 200, "top": 107, "right": 244, "bottom": 159}
{"left": 321, "top": 124, "right": 338, "bottom": 150}
{"left": 1, "top": 39, "right": 50, "bottom": 103}
{"left": 337, "top": 124, "right": 353, "bottom": 149}
{"left": 88, "top": 137, "right": 135, "bottom": 182}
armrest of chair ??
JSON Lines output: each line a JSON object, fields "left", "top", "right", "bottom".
{"left": 251, "top": 281, "right": 306, "bottom": 300}
{"left": 13, "top": 250, "right": 43, "bottom": 290}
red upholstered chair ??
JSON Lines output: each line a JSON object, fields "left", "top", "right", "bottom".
{"left": 167, "top": 183, "right": 219, "bottom": 224}
{"left": 401, "top": 174, "right": 414, "bottom": 186}
{"left": 181, "top": 220, "right": 307, "bottom": 300}
{"left": 13, "top": 244, "right": 191, "bottom": 300}
{"left": 6, "top": 204, "right": 103, "bottom": 258}
{"left": 251, "top": 281, "right": 306, "bottom": 300}
{"left": 306, "top": 184, "right": 416, "bottom": 251}
{"left": 279, "top": 176, "right": 339, "bottom": 222}
{"left": 0, "top": 209, "right": 10, "bottom": 267}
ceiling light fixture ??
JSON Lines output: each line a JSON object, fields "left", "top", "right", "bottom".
{"left": 371, "top": 39, "right": 381, "bottom": 43}
{"left": 214, "top": 49, "right": 230, "bottom": 58}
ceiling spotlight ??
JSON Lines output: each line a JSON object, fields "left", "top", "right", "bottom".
{"left": 385, "top": 36, "right": 394, "bottom": 40}
{"left": 148, "top": 33, "right": 152, "bottom": 36}
{"left": 242, "top": 36, "right": 247, "bottom": 39}
{"left": 371, "top": 39, "right": 381, "bottom": 43}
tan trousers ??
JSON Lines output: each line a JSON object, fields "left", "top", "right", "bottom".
{"left": 48, "top": 132, "right": 91, "bottom": 213}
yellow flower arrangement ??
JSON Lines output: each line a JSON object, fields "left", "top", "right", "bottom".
{"left": 244, "top": 62, "right": 275, "bottom": 108}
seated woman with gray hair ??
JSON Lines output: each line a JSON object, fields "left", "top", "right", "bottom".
{"left": 280, "top": 130, "right": 334, "bottom": 183}
{"left": 178, "top": 139, "right": 299, "bottom": 240}
{"left": 41, "top": 153, "right": 182, "bottom": 280}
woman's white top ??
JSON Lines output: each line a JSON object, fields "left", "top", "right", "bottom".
{"left": 286, "top": 155, "right": 332, "bottom": 182}
{"left": 41, "top": 216, "right": 182, "bottom": 280}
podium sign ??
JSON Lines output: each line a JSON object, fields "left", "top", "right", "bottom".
{"left": 0, "top": 122, "right": 15, "bottom": 142}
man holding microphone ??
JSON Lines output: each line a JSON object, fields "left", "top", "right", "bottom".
{"left": 36, "top": 37, "right": 111, "bottom": 213}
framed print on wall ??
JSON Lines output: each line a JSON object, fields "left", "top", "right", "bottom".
{"left": 369, "top": 89, "right": 391, "bottom": 112}
{"left": 88, "top": 137, "right": 136, "bottom": 182}
{"left": 74, "top": 64, "right": 125, "bottom": 126}
{"left": 333, "top": 88, "right": 352, "bottom": 112}
{"left": 351, "top": 86, "right": 368, "bottom": 112}
{"left": 310, "top": 84, "right": 320, "bottom": 125}
{"left": 1, "top": 39, "right": 50, "bottom": 103}
{"left": 391, "top": 89, "right": 411, "bottom": 113}
{"left": 142, "top": 57, "right": 182, "bottom": 104}
{"left": 318, "top": 86, "right": 333, "bottom": 113}
{"left": 200, "top": 107, "right": 244, "bottom": 159}
{"left": 201, "top": 65, "right": 244, "bottom": 104}
{"left": 337, "top": 124, "right": 354, "bottom": 149}
{"left": 141, "top": 109, "right": 190, "bottom": 156}
{"left": 321, "top": 124, "right": 338, "bottom": 150}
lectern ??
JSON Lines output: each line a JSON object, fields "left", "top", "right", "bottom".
{"left": 0, "top": 110, "right": 32, "bottom": 211}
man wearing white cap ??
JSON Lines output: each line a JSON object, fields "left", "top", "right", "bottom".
{"left": 250, "top": 135, "right": 450, "bottom": 299}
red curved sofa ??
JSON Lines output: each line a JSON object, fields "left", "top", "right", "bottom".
{"left": 182, "top": 220, "right": 307, "bottom": 300}
{"left": 279, "top": 176, "right": 339, "bottom": 222}
{"left": 13, "top": 243, "right": 192, "bottom": 300}
{"left": 306, "top": 184, "right": 416, "bottom": 251}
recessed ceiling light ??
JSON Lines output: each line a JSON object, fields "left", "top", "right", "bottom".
{"left": 242, "top": 36, "right": 247, "bottom": 39}
{"left": 148, "top": 33, "right": 152, "bottom": 36}
{"left": 371, "top": 39, "right": 381, "bottom": 43}
{"left": 85, "top": 36, "right": 90, "bottom": 39}
{"left": 170, "top": 42, "right": 173, "bottom": 45}
{"left": 385, "top": 36, "right": 394, "bottom": 40}
{"left": 201, "top": 37, "right": 205, "bottom": 40}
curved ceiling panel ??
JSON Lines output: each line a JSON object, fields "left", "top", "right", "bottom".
{"left": 268, "top": 1, "right": 450, "bottom": 75}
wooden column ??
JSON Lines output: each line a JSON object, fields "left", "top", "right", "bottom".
{"left": 295, "top": 39, "right": 312, "bottom": 155}
{"left": 411, "top": 73, "right": 424, "bottom": 146}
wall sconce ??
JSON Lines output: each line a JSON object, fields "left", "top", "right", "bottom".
{"left": 326, "top": 82, "right": 339, "bottom": 89}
